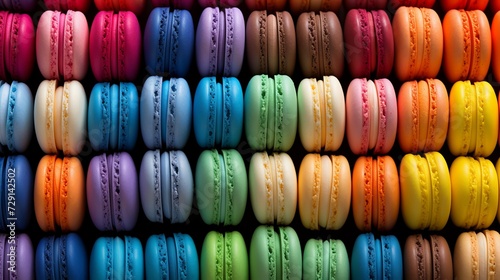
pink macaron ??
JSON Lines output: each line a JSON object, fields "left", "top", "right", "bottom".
{"left": 93, "top": 0, "right": 145, "bottom": 14}
{"left": 0, "top": 11, "right": 35, "bottom": 82}
{"left": 346, "top": 78, "right": 397, "bottom": 155}
{"left": 36, "top": 10, "right": 88, "bottom": 81}
{"left": 43, "top": 0, "right": 91, "bottom": 11}
{"left": 90, "top": 11, "right": 141, "bottom": 82}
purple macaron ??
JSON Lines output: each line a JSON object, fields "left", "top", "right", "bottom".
{"left": 0, "top": 233, "right": 34, "bottom": 279}
{"left": 87, "top": 152, "right": 139, "bottom": 231}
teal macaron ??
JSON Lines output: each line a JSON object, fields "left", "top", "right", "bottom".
{"left": 88, "top": 82, "right": 139, "bottom": 151}
{"left": 303, "top": 238, "right": 350, "bottom": 280}
{"left": 90, "top": 236, "right": 144, "bottom": 280}
{"left": 145, "top": 233, "right": 199, "bottom": 280}
{"left": 0, "top": 81, "right": 33, "bottom": 153}
{"left": 250, "top": 225, "right": 302, "bottom": 280}
{"left": 351, "top": 233, "right": 403, "bottom": 280}
{"left": 193, "top": 76, "right": 244, "bottom": 148}
{"left": 244, "top": 74, "right": 297, "bottom": 152}
{"left": 140, "top": 75, "right": 192, "bottom": 150}
{"left": 139, "top": 149, "right": 193, "bottom": 224}
{"left": 195, "top": 149, "right": 247, "bottom": 226}
{"left": 201, "top": 231, "right": 248, "bottom": 280}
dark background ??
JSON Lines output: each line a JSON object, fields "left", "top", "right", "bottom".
{"left": 12, "top": 0, "right": 500, "bottom": 271}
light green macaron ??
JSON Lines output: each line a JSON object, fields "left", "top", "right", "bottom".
{"left": 250, "top": 225, "right": 302, "bottom": 280}
{"left": 244, "top": 74, "right": 298, "bottom": 152}
{"left": 303, "top": 238, "right": 350, "bottom": 280}
{"left": 195, "top": 149, "right": 248, "bottom": 226}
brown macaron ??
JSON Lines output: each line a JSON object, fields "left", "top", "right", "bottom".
{"left": 404, "top": 234, "right": 453, "bottom": 280}
{"left": 246, "top": 10, "right": 296, "bottom": 76}
{"left": 296, "top": 11, "right": 344, "bottom": 78}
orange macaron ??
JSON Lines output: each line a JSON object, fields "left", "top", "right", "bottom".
{"left": 352, "top": 155, "right": 399, "bottom": 232}
{"left": 443, "top": 9, "right": 491, "bottom": 83}
{"left": 392, "top": 7, "right": 443, "bottom": 82}
{"left": 34, "top": 155, "right": 86, "bottom": 232}
{"left": 491, "top": 11, "right": 500, "bottom": 82}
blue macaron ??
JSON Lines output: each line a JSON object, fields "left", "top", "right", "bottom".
{"left": 144, "top": 7, "right": 194, "bottom": 77}
{"left": 140, "top": 149, "right": 193, "bottom": 224}
{"left": 141, "top": 76, "right": 192, "bottom": 150}
{"left": 35, "top": 233, "right": 88, "bottom": 280}
{"left": 351, "top": 233, "right": 403, "bottom": 280}
{"left": 193, "top": 77, "right": 244, "bottom": 148}
{"left": 145, "top": 233, "right": 199, "bottom": 280}
{"left": 90, "top": 236, "right": 144, "bottom": 280}
{"left": 0, "top": 81, "right": 33, "bottom": 153}
{"left": 0, "top": 155, "right": 32, "bottom": 231}
{"left": 88, "top": 82, "right": 139, "bottom": 151}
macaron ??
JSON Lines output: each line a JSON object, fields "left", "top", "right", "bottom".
{"left": 491, "top": 0, "right": 500, "bottom": 14}
{"left": 193, "top": 77, "right": 243, "bottom": 149}
{"left": 94, "top": 0, "right": 145, "bottom": 14}
{"left": 296, "top": 11, "right": 344, "bottom": 78}
{"left": 36, "top": 10, "right": 88, "bottom": 81}
{"left": 201, "top": 231, "right": 248, "bottom": 280}
{"left": 245, "top": 0, "right": 287, "bottom": 11}
{"left": 303, "top": 238, "right": 349, "bottom": 280}
{"left": 245, "top": 10, "right": 296, "bottom": 76}
{"left": 404, "top": 234, "right": 453, "bottom": 280}
{"left": 33, "top": 80, "right": 87, "bottom": 156}
{"left": 35, "top": 233, "right": 88, "bottom": 280}
{"left": 346, "top": 78, "right": 397, "bottom": 155}
{"left": 43, "top": 0, "right": 91, "bottom": 11}
{"left": 397, "top": 79, "right": 449, "bottom": 154}
{"left": 343, "top": 0, "right": 386, "bottom": 10}
{"left": 344, "top": 9, "right": 394, "bottom": 78}
{"left": 298, "top": 154, "right": 351, "bottom": 230}
{"left": 0, "top": 155, "right": 33, "bottom": 232}
{"left": 244, "top": 74, "right": 298, "bottom": 152}
{"left": 0, "top": 11, "right": 35, "bottom": 82}
{"left": 196, "top": 7, "right": 245, "bottom": 77}
{"left": 352, "top": 155, "right": 399, "bottom": 232}
{"left": 447, "top": 81, "right": 498, "bottom": 157}
{"left": 88, "top": 82, "right": 139, "bottom": 152}
{"left": 152, "top": 0, "right": 195, "bottom": 9}
{"left": 441, "top": 0, "right": 489, "bottom": 11}
{"left": 351, "top": 233, "right": 403, "bottom": 280}
{"left": 141, "top": 76, "right": 191, "bottom": 150}
{"left": 0, "top": 81, "right": 33, "bottom": 153}
{"left": 399, "top": 152, "right": 451, "bottom": 231}
{"left": 249, "top": 152, "right": 297, "bottom": 225}
{"left": 140, "top": 149, "right": 193, "bottom": 224}
{"left": 87, "top": 152, "right": 139, "bottom": 231}
{"left": 199, "top": 0, "right": 242, "bottom": 7}
{"left": 90, "top": 236, "right": 144, "bottom": 280}
{"left": 0, "top": 0, "right": 36, "bottom": 11}
{"left": 34, "top": 155, "right": 85, "bottom": 232}
{"left": 146, "top": 233, "right": 199, "bottom": 280}
{"left": 0, "top": 233, "right": 34, "bottom": 279}
{"left": 392, "top": 7, "right": 443, "bottom": 81}
{"left": 443, "top": 9, "right": 491, "bottom": 83}
{"left": 491, "top": 11, "right": 500, "bottom": 82}
{"left": 195, "top": 149, "right": 247, "bottom": 226}
{"left": 454, "top": 230, "right": 500, "bottom": 279}
{"left": 90, "top": 11, "right": 141, "bottom": 82}
{"left": 289, "top": 0, "right": 342, "bottom": 13}
{"left": 496, "top": 158, "right": 500, "bottom": 223}
{"left": 450, "top": 156, "right": 499, "bottom": 230}
{"left": 297, "top": 76, "right": 345, "bottom": 152}
{"left": 250, "top": 225, "right": 302, "bottom": 280}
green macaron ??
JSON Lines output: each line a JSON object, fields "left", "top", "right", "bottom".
{"left": 195, "top": 149, "right": 248, "bottom": 226}
{"left": 201, "top": 231, "right": 249, "bottom": 280}
{"left": 250, "top": 225, "right": 302, "bottom": 279}
{"left": 244, "top": 74, "right": 298, "bottom": 152}
{"left": 303, "top": 238, "right": 350, "bottom": 280}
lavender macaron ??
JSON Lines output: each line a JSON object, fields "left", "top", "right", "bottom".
{"left": 87, "top": 152, "right": 139, "bottom": 231}
{"left": 0, "top": 233, "right": 34, "bottom": 279}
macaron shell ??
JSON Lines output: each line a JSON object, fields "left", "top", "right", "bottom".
{"left": 63, "top": 10, "right": 89, "bottom": 81}
{"left": 473, "top": 81, "right": 498, "bottom": 157}
{"left": 430, "top": 235, "right": 453, "bottom": 279}
{"left": 139, "top": 150, "right": 164, "bottom": 223}
{"left": 343, "top": 9, "right": 374, "bottom": 78}
{"left": 112, "top": 152, "right": 139, "bottom": 231}
{"left": 94, "top": 0, "right": 145, "bottom": 14}
{"left": 6, "top": 81, "right": 33, "bottom": 153}
{"left": 272, "top": 75, "right": 298, "bottom": 152}
{"left": 245, "top": 0, "right": 287, "bottom": 11}
{"left": 476, "top": 157, "right": 499, "bottom": 229}
{"left": 448, "top": 81, "right": 476, "bottom": 156}
{"left": 404, "top": 234, "right": 432, "bottom": 280}
{"left": 303, "top": 239, "right": 349, "bottom": 280}
{"left": 33, "top": 80, "right": 57, "bottom": 154}
{"left": 250, "top": 226, "right": 277, "bottom": 279}
{"left": 492, "top": 11, "right": 500, "bottom": 82}
{"left": 454, "top": 231, "right": 479, "bottom": 279}
{"left": 351, "top": 233, "right": 376, "bottom": 279}
{"left": 9, "top": 233, "right": 34, "bottom": 279}
{"left": 373, "top": 78, "right": 397, "bottom": 154}
{"left": 3, "top": 155, "right": 33, "bottom": 231}
{"left": 59, "top": 81, "right": 87, "bottom": 156}
{"left": 484, "top": 230, "right": 500, "bottom": 279}
{"left": 5, "top": 13, "right": 34, "bottom": 81}
{"left": 201, "top": 231, "right": 247, "bottom": 280}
